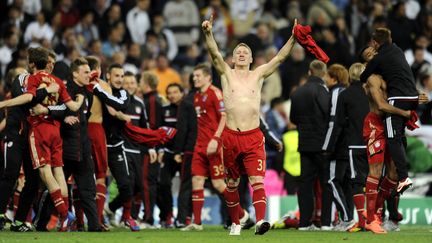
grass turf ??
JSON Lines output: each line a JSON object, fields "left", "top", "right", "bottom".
{"left": 1, "top": 226, "right": 431, "bottom": 243}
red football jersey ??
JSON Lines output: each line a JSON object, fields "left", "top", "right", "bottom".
{"left": 26, "top": 71, "right": 72, "bottom": 126}
{"left": 194, "top": 85, "right": 225, "bottom": 146}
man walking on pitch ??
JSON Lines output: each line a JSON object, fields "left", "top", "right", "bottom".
{"left": 202, "top": 15, "right": 297, "bottom": 235}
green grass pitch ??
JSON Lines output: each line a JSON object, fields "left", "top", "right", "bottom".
{"left": 1, "top": 226, "right": 431, "bottom": 243}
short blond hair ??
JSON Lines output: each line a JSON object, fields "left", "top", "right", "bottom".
{"left": 141, "top": 71, "right": 159, "bottom": 89}
{"left": 233, "top": 43, "right": 252, "bottom": 55}
{"left": 328, "top": 64, "right": 349, "bottom": 87}
{"left": 349, "top": 63, "right": 365, "bottom": 83}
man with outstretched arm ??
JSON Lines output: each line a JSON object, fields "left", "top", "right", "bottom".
{"left": 202, "top": 15, "right": 297, "bottom": 235}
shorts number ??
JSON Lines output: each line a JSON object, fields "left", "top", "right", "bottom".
{"left": 213, "top": 165, "right": 224, "bottom": 177}
{"left": 257, "top": 159, "right": 264, "bottom": 171}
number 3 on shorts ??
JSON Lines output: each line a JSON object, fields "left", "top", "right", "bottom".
{"left": 257, "top": 159, "right": 264, "bottom": 171}
{"left": 213, "top": 164, "right": 224, "bottom": 177}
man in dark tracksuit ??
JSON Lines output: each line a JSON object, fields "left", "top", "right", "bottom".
{"left": 98, "top": 64, "right": 138, "bottom": 230}
{"left": 122, "top": 72, "right": 148, "bottom": 221}
{"left": 140, "top": 72, "right": 164, "bottom": 227}
{"left": 324, "top": 69, "right": 370, "bottom": 230}
{"left": 173, "top": 87, "right": 196, "bottom": 228}
{"left": 32, "top": 58, "right": 101, "bottom": 232}
{"left": 290, "top": 60, "right": 332, "bottom": 229}
{"left": 0, "top": 69, "right": 57, "bottom": 231}
{"left": 157, "top": 83, "right": 184, "bottom": 227}
{"left": 360, "top": 28, "right": 419, "bottom": 193}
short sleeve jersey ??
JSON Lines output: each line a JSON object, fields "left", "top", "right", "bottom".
{"left": 194, "top": 85, "right": 225, "bottom": 146}
{"left": 26, "top": 71, "right": 72, "bottom": 125}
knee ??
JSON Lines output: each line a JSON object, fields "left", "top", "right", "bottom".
{"left": 192, "top": 176, "right": 204, "bottom": 189}
{"left": 211, "top": 179, "right": 226, "bottom": 193}
{"left": 248, "top": 176, "right": 264, "bottom": 185}
{"left": 226, "top": 178, "right": 239, "bottom": 188}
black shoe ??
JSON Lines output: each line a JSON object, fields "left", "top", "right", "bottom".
{"left": 10, "top": 222, "right": 33, "bottom": 232}
{"left": 242, "top": 218, "right": 255, "bottom": 230}
{"left": 0, "top": 216, "right": 6, "bottom": 230}
{"left": 254, "top": 220, "right": 270, "bottom": 235}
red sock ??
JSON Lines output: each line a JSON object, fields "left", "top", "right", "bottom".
{"left": 365, "top": 176, "right": 379, "bottom": 224}
{"left": 72, "top": 188, "right": 84, "bottom": 225}
{"left": 376, "top": 176, "right": 397, "bottom": 215}
{"left": 353, "top": 193, "right": 365, "bottom": 227}
{"left": 122, "top": 199, "right": 132, "bottom": 220}
{"left": 252, "top": 183, "right": 267, "bottom": 222}
{"left": 96, "top": 183, "right": 106, "bottom": 223}
{"left": 223, "top": 186, "right": 240, "bottom": 224}
{"left": 50, "top": 189, "right": 68, "bottom": 218}
{"left": 26, "top": 209, "right": 32, "bottom": 223}
{"left": 13, "top": 190, "right": 20, "bottom": 214}
{"left": 192, "top": 189, "right": 204, "bottom": 225}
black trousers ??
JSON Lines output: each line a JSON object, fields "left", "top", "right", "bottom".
{"left": 157, "top": 152, "right": 181, "bottom": 222}
{"left": 124, "top": 149, "right": 143, "bottom": 219}
{"left": 176, "top": 152, "right": 193, "bottom": 224}
{"left": 142, "top": 153, "right": 159, "bottom": 225}
{"left": 0, "top": 135, "right": 28, "bottom": 214}
{"left": 348, "top": 147, "right": 368, "bottom": 195}
{"left": 328, "top": 159, "right": 353, "bottom": 222}
{"left": 108, "top": 146, "right": 133, "bottom": 212}
{"left": 384, "top": 99, "right": 417, "bottom": 180}
{"left": 64, "top": 156, "right": 99, "bottom": 230}
{"left": 298, "top": 152, "right": 332, "bottom": 227}
{"left": 33, "top": 154, "right": 100, "bottom": 231}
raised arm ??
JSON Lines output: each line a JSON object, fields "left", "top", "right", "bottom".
{"left": 202, "top": 15, "right": 230, "bottom": 75}
{"left": 255, "top": 19, "right": 297, "bottom": 79}
{"left": 367, "top": 76, "right": 410, "bottom": 118}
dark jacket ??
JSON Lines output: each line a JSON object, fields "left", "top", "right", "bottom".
{"left": 123, "top": 95, "right": 149, "bottom": 153}
{"left": 321, "top": 84, "right": 348, "bottom": 160}
{"left": 360, "top": 43, "right": 418, "bottom": 98}
{"left": 100, "top": 87, "right": 130, "bottom": 149}
{"left": 173, "top": 91, "right": 197, "bottom": 154}
{"left": 143, "top": 90, "right": 164, "bottom": 130}
{"left": 59, "top": 80, "right": 93, "bottom": 161}
{"left": 160, "top": 102, "right": 179, "bottom": 153}
{"left": 290, "top": 76, "right": 330, "bottom": 152}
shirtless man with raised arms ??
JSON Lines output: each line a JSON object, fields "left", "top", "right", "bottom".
{"left": 202, "top": 16, "right": 297, "bottom": 235}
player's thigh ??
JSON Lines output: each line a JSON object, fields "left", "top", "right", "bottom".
{"left": 191, "top": 148, "right": 210, "bottom": 178}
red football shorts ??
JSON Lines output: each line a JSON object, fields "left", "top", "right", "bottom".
{"left": 88, "top": 122, "right": 108, "bottom": 179}
{"left": 363, "top": 112, "right": 387, "bottom": 164}
{"left": 222, "top": 127, "right": 266, "bottom": 179}
{"left": 191, "top": 142, "right": 225, "bottom": 179}
{"left": 28, "top": 122, "right": 63, "bottom": 169}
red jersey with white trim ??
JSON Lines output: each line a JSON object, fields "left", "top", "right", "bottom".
{"left": 194, "top": 85, "right": 224, "bottom": 146}
{"left": 26, "top": 71, "right": 72, "bottom": 126}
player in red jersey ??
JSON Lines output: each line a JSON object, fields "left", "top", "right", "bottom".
{"left": 181, "top": 64, "right": 248, "bottom": 233}
{"left": 0, "top": 47, "right": 84, "bottom": 231}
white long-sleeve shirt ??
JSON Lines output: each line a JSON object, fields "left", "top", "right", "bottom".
{"left": 126, "top": 7, "right": 151, "bottom": 45}
{"left": 23, "top": 21, "right": 54, "bottom": 44}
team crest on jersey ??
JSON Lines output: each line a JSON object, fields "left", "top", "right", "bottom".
{"left": 117, "top": 155, "right": 124, "bottom": 161}
{"left": 202, "top": 94, "right": 208, "bottom": 102}
{"left": 165, "top": 110, "right": 170, "bottom": 116}
{"left": 135, "top": 106, "right": 141, "bottom": 114}
{"left": 219, "top": 101, "right": 225, "bottom": 109}
{"left": 374, "top": 141, "right": 380, "bottom": 148}
{"left": 195, "top": 106, "right": 201, "bottom": 117}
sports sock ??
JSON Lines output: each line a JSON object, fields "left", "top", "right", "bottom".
{"left": 96, "top": 183, "right": 106, "bottom": 223}
{"left": 223, "top": 186, "right": 240, "bottom": 224}
{"left": 353, "top": 193, "right": 366, "bottom": 227}
{"left": 122, "top": 199, "right": 132, "bottom": 220}
{"left": 252, "top": 182, "right": 267, "bottom": 223}
{"left": 376, "top": 176, "right": 397, "bottom": 215}
{"left": 365, "top": 176, "right": 379, "bottom": 224}
{"left": 50, "top": 189, "right": 67, "bottom": 219}
{"left": 13, "top": 190, "right": 21, "bottom": 214}
{"left": 192, "top": 189, "right": 204, "bottom": 225}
